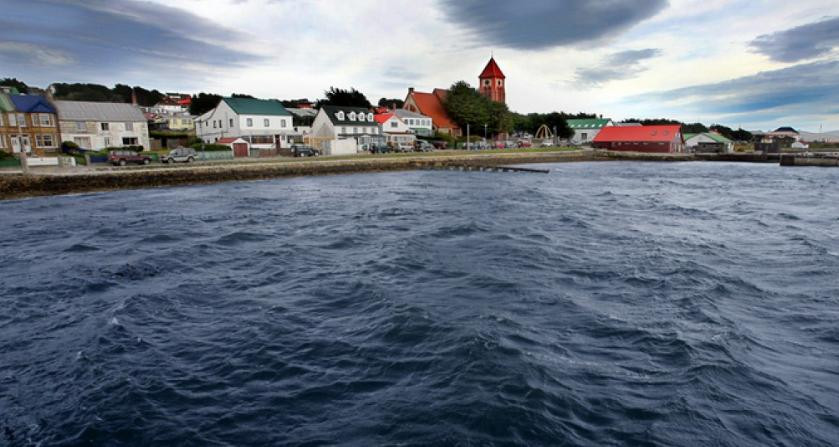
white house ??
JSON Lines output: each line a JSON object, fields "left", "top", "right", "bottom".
{"left": 393, "top": 108, "right": 433, "bottom": 137}
{"left": 310, "top": 105, "right": 384, "bottom": 155}
{"left": 567, "top": 118, "right": 613, "bottom": 145}
{"left": 684, "top": 132, "right": 734, "bottom": 153}
{"left": 374, "top": 112, "right": 415, "bottom": 148}
{"left": 54, "top": 100, "right": 150, "bottom": 150}
{"left": 195, "top": 97, "right": 293, "bottom": 149}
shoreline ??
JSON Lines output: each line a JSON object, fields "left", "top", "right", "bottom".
{"left": 0, "top": 150, "right": 778, "bottom": 200}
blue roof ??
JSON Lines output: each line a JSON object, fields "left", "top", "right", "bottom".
{"left": 10, "top": 95, "right": 56, "bottom": 113}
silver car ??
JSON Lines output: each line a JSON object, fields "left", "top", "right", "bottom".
{"left": 162, "top": 147, "right": 197, "bottom": 164}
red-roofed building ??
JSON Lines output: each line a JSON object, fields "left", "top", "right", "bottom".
{"left": 593, "top": 125, "right": 685, "bottom": 153}
{"left": 479, "top": 57, "right": 505, "bottom": 104}
{"left": 403, "top": 88, "right": 461, "bottom": 136}
{"left": 217, "top": 137, "right": 250, "bottom": 157}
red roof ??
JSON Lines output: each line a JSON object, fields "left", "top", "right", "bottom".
{"left": 479, "top": 57, "right": 505, "bottom": 79}
{"left": 373, "top": 112, "right": 393, "bottom": 124}
{"left": 593, "top": 125, "right": 682, "bottom": 143}
{"left": 407, "top": 89, "right": 458, "bottom": 130}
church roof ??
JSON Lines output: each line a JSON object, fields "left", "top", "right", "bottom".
{"left": 479, "top": 57, "right": 505, "bottom": 79}
{"left": 406, "top": 89, "right": 459, "bottom": 130}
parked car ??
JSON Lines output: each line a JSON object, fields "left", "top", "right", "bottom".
{"left": 415, "top": 141, "right": 434, "bottom": 152}
{"left": 291, "top": 144, "right": 320, "bottom": 157}
{"left": 161, "top": 147, "right": 197, "bottom": 164}
{"left": 431, "top": 140, "right": 448, "bottom": 150}
{"left": 395, "top": 142, "right": 414, "bottom": 153}
{"left": 369, "top": 143, "right": 390, "bottom": 154}
{"left": 517, "top": 140, "right": 532, "bottom": 148}
{"left": 108, "top": 150, "right": 152, "bottom": 166}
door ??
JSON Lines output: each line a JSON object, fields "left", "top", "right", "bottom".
{"left": 21, "top": 136, "right": 31, "bottom": 153}
{"left": 232, "top": 143, "right": 249, "bottom": 157}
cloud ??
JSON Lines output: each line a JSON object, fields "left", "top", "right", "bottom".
{"left": 441, "top": 0, "right": 668, "bottom": 49}
{"left": 0, "top": 42, "right": 75, "bottom": 65}
{"left": 574, "top": 48, "right": 661, "bottom": 87}
{"left": 0, "top": 0, "right": 259, "bottom": 85}
{"left": 750, "top": 16, "right": 839, "bottom": 62}
{"left": 625, "top": 60, "right": 839, "bottom": 124}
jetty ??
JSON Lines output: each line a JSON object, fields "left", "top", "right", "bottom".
{"left": 780, "top": 153, "right": 839, "bottom": 167}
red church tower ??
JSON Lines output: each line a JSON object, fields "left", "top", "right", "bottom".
{"left": 479, "top": 57, "right": 506, "bottom": 104}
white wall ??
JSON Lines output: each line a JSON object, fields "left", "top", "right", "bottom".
{"left": 60, "top": 120, "right": 150, "bottom": 150}
{"left": 327, "top": 138, "right": 357, "bottom": 156}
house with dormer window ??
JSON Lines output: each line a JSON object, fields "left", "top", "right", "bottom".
{"left": 310, "top": 105, "right": 384, "bottom": 155}
{"left": 195, "top": 97, "right": 293, "bottom": 150}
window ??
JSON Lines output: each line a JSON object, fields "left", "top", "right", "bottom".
{"left": 336, "top": 111, "right": 344, "bottom": 120}
{"left": 17, "top": 114, "right": 26, "bottom": 127}
{"left": 342, "top": 127, "right": 347, "bottom": 134}
{"left": 484, "top": 79, "right": 490, "bottom": 86}
{"left": 74, "top": 137, "right": 91, "bottom": 148}
{"left": 497, "top": 79, "right": 503, "bottom": 87}
{"left": 7, "top": 113, "right": 16, "bottom": 126}
{"left": 75, "top": 121, "right": 85, "bottom": 132}
{"left": 122, "top": 137, "right": 138, "bottom": 145}
{"left": 280, "top": 119, "right": 286, "bottom": 127}
{"left": 125, "top": 122, "right": 134, "bottom": 131}
{"left": 230, "top": 118, "right": 234, "bottom": 127}
{"left": 353, "top": 127, "right": 358, "bottom": 134}
{"left": 213, "top": 121, "right": 217, "bottom": 128}
{"left": 104, "top": 137, "right": 110, "bottom": 147}
{"left": 247, "top": 118, "right": 253, "bottom": 127}
{"left": 348, "top": 112, "right": 356, "bottom": 121}
{"left": 367, "top": 113, "right": 373, "bottom": 121}
{"left": 38, "top": 113, "right": 53, "bottom": 127}
{"left": 264, "top": 118, "right": 270, "bottom": 127}
{"left": 101, "top": 122, "right": 109, "bottom": 131}
{"left": 581, "top": 133, "right": 588, "bottom": 140}
{"left": 0, "top": 113, "right": 3, "bottom": 126}
{"left": 36, "top": 134, "right": 56, "bottom": 147}
{"left": 391, "top": 121, "right": 398, "bottom": 128}
{"left": 0, "top": 135, "right": 5, "bottom": 148}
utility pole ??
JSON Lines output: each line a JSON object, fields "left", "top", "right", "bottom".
{"left": 484, "top": 123, "right": 487, "bottom": 140}
{"left": 466, "top": 123, "right": 470, "bottom": 150}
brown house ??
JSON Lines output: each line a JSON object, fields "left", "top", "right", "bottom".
{"left": 0, "top": 92, "right": 61, "bottom": 155}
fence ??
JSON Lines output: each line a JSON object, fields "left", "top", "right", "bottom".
{"left": 198, "top": 151, "right": 234, "bottom": 161}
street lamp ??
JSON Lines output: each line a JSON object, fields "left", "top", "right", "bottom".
{"left": 484, "top": 123, "right": 488, "bottom": 140}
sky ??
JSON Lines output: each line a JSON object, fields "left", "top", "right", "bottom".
{"left": 1, "top": 0, "right": 838, "bottom": 131}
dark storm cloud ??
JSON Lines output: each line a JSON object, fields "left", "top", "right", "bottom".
{"left": 750, "top": 17, "right": 839, "bottom": 62}
{"left": 575, "top": 49, "right": 661, "bottom": 86}
{"left": 629, "top": 60, "right": 839, "bottom": 119}
{"left": 442, "top": 0, "right": 668, "bottom": 49}
{"left": 0, "top": 0, "right": 259, "bottom": 84}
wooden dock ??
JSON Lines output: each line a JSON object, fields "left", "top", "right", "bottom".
{"left": 780, "top": 154, "right": 839, "bottom": 167}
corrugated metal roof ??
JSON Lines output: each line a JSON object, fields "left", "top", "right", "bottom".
{"left": 594, "top": 125, "right": 683, "bottom": 143}
{"left": 286, "top": 107, "right": 318, "bottom": 118}
{"left": 567, "top": 118, "right": 612, "bottom": 129}
{"left": 393, "top": 108, "right": 429, "bottom": 119}
{"left": 224, "top": 97, "right": 291, "bottom": 116}
{"left": 54, "top": 100, "right": 145, "bottom": 122}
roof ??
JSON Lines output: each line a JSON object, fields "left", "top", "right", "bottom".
{"left": 594, "top": 125, "right": 683, "bottom": 143}
{"left": 217, "top": 137, "right": 246, "bottom": 144}
{"left": 373, "top": 112, "right": 393, "bottom": 124}
{"left": 406, "top": 90, "right": 458, "bottom": 130}
{"left": 53, "top": 100, "right": 145, "bottom": 122}
{"left": 774, "top": 126, "right": 798, "bottom": 133}
{"left": 479, "top": 57, "right": 506, "bottom": 79}
{"left": 0, "top": 92, "right": 14, "bottom": 113}
{"left": 286, "top": 107, "right": 318, "bottom": 118}
{"left": 321, "top": 105, "right": 375, "bottom": 126}
{"left": 567, "top": 118, "right": 611, "bottom": 129}
{"left": 685, "top": 132, "right": 732, "bottom": 144}
{"left": 10, "top": 95, "right": 56, "bottom": 113}
{"left": 393, "top": 108, "right": 429, "bottom": 119}
{"left": 223, "top": 97, "right": 291, "bottom": 116}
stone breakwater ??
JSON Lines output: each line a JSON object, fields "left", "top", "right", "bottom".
{"left": 0, "top": 150, "right": 773, "bottom": 200}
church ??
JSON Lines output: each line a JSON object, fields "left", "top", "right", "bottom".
{"left": 403, "top": 57, "right": 506, "bottom": 137}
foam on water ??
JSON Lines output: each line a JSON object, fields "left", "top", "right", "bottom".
{"left": 1, "top": 162, "right": 838, "bottom": 446}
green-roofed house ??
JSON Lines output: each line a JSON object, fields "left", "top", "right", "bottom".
{"left": 567, "top": 118, "right": 613, "bottom": 145}
{"left": 684, "top": 132, "right": 733, "bottom": 153}
{"left": 196, "top": 97, "right": 293, "bottom": 151}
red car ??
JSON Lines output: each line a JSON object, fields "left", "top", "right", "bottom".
{"left": 109, "top": 150, "right": 152, "bottom": 166}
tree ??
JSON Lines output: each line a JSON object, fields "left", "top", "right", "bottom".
{"left": 378, "top": 97, "right": 404, "bottom": 109}
{"left": 51, "top": 83, "right": 123, "bottom": 102}
{"left": 189, "top": 93, "right": 222, "bottom": 115}
{"left": 443, "top": 81, "right": 514, "bottom": 136}
{"left": 621, "top": 118, "right": 683, "bottom": 126}
{"left": 0, "top": 77, "right": 29, "bottom": 93}
{"left": 317, "top": 87, "right": 371, "bottom": 108}
{"left": 682, "top": 122, "right": 708, "bottom": 134}
{"left": 231, "top": 93, "right": 255, "bottom": 98}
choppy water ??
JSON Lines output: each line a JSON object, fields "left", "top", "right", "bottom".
{"left": 2, "top": 162, "right": 839, "bottom": 446}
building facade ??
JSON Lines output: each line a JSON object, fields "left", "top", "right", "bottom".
{"left": 593, "top": 125, "right": 685, "bottom": 153}
{"left": 393, "top": 109, "right": 433, "bottom": 137}
{"left": 374, "top": 112, "right": 416, "bottom": 148}
{"left": 310, "top": 106, "right": 383, "bottom": 155}
{"left": 0, "top": 93, "right": 60, "bottom": 155}
{"left": 478, "top": 57, "right": 506, "bottom": 104}
{"left": 684, "top": 132, "right": 733, "bottom": 153}
{"left": 567, "top": 118, "right": 613, "bottom": 145}
{"left": 54, "top": 100, "right": 150, "bottom": 151}
{"left": 404, "top": 88, "right": 461, "bottom": 136}
{"left": 196, "top": 97, "right": 293, "bottom": 149}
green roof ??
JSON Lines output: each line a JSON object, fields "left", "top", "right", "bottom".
{"left": 0, "top": 92, "right": 14, "bottom": 113}
{"left": 223, "top": 97, "right": 291, "bottom": 116}
{"left": 685, "top": 132, "right": 732, "bottom": 143}
{"left": 567, "top": 118, "right": 612, "bottom": 129}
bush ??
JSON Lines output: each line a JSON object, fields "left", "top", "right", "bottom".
{"left": 189, "top": 143, "right": 232, "bottom": 152}
{"left": 0, "top": 151, "right": 14, "bottom": 160}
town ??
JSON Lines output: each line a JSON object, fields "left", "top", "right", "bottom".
{"left": 2, "top": 56, "right": 835, "bottom": 172}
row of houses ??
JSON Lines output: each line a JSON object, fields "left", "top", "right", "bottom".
{"left": 0, "top": 91, "right": 149, "bottom": 155}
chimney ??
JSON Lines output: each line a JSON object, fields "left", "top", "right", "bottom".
{"left": 408, "top": 87, "right": 414, "bottom": 94}
{"left": 131, "top": 89, "right": 138, "bottom": 105}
